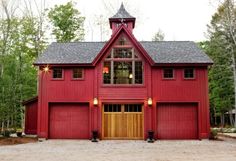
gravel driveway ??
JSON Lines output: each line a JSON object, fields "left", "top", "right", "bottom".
{"left": 0, "top": 139, "right": 236, "bottom": 161}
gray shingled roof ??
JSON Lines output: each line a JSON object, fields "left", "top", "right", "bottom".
{"left": 35, "top": 42, "right": 105, "bottom": 64}
{"left": 110, "top": 3, "right": 135, "bottom": 19}
{"left": 140, "top": 41, "right": 213, "bottom": 64}
{"left": 34, "top": 41, "right": 213, "bottom": 65}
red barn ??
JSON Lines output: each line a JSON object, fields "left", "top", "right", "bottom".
{"left": 25, "top": 4, "right": 213, "bottom": 140}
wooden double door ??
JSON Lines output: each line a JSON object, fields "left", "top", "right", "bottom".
{"left": 102, "top": 104, "right": 143, "bottom": 139}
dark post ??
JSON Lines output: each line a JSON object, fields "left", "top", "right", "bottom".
{"left": 147, "top": 130, "right": 155, "bottom": 143}
{"left": 91, "top": 130, "right": 98, "bottom": 142}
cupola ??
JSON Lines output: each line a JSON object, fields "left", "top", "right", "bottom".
{"left": 109, "top": 3, "right": 136, "bottom": 34}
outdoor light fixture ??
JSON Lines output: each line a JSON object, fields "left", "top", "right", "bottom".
{"left": 129, "top": 73, "right": 133, "bottom": 79}
{"left": 93, "top": 98, "right": 98, "bottom": 105}
{"left": 43, "top": 66, "right": 49, "bottom": 72}
{"left": 147, "top": 98, "right": 152, "bottom": 106}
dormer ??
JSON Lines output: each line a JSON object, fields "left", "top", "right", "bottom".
{"left": 109, "top": 3, "right": 136, "bottom": 34}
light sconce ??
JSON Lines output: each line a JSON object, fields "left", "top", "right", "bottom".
{"left": 147, "top": 98, "right": 152, "bottom": 106}
{"left": 93, "top": 98, "right": 98, "bottom": 105}
{"left": 129, "top": 73, "right": 133, "bottom": 79}
{"left": 43, "top": 66, "right": 49, "bottom": 72}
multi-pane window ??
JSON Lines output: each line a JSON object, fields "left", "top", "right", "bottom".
{"left": 103, "top": 62, "right": 111, "bottom": 84}
{"left": 124, "top": 104, "right": 142, "bottom": 112}
{"left": 52, "top": 68, "right": 63, "bottom": 79}
{"left": 184, "top": 68, "right": 194, "bottom": 79}
{"left": 73, "top": 68, "right": 83, "bottom": 79}
{"left": 163, "top": 68, "right": 174, "bottom": 79}
{"left": 114, "top": 62, "right": 132, "bottom": 84}
{"left": 135, "top": 61, "right": 143, "bottom": 84}
{"left": 104, "top": 104, "right": 121, "bottom": 112}
{"left": 113, "top": 48, "right": 132, "bottom": 58}
{"left": 103, "top": 47, "right": 143, "bottom": 85}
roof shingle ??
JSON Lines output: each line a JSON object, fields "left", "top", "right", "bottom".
{"left": 110, "top": 3, "right": 135, "bottom": 19}
{"left": 34, "top": 41, "right": 213, "bottom": 65}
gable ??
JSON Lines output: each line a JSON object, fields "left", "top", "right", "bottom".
{"left": 92, "top": 25, "right": 155, "bottom": 66}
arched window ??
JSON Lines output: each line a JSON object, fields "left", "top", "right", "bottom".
{"left": 103, "top": 47, "right": 143, "bottom": 85}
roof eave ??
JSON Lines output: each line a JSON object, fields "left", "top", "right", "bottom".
{"left": 153, "top": 62, "right": 213, "bottom": 67}
{"left": 22, "top": 96, "right": 38, "bottom": 106}
{"left": 109, "top": 18, "right": 136, "bottom": 28}
{"left": 33, "top": 63, "right": 94, "bottom": 67}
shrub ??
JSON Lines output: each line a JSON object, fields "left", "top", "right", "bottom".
{"left": 3, "top": 130, "right": 11, "bottom": 137}
{"left": 209, "top": 128, "right": 218, "bottom": 140}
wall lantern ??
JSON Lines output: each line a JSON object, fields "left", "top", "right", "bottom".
{"left": 43, "top": 66, "right": 49, "bottom": 72}
{"left": 147, "top": 98, "right": 152, "bottom": 106}
{"left": 93, "top": 98, "right": 98, "bottom": 105}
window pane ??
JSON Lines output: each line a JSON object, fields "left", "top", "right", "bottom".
{"left": 124, "top": 104, "right": 142, "bottom": 112}
{"left": 163, "top": 68, "right": 173, "bottom": 78}
{"left": 184, "top": 68, "right": 194, "bottom": 78}
{"left": 135, "top": 61, "right": 143, "bottom": 84}
{"left": 73, "top": 68, "right": 83, "bottom": 79}
{"left": 114, "top": 62, "right": 132, "bottom": 84}
{"left": 113, "top": 49, "right": 132, "bottom": 58}
{"left": 103, "top": 62, "right": 111, "bottom": 84}
{"left": 53, "top": 68, "right": 62, "bottom": 78}
{"left": 104, "top": 104, "right": 121, "bottom": 112}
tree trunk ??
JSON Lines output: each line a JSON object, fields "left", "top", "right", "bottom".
{"left": 1, "top": 121, "right": 4, "bottom": 132}
{"left": 220, "top": 114, "right": 225, "bottom": 127}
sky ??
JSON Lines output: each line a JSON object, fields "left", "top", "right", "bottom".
{"left": 27, "top": 0, "right": 219, "bottom": 42}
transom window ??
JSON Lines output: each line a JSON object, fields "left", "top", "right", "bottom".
{"left": 104, "top": 104, "right": 121, "bottom": 112}
{"left": 73, "top": 68, "right": 83, "bottom": 79}
{"left": 124, "top": 104, "right": 142, "bottom": 112}
{"left": 163, "top": 68, "right": 174, "bottom": 79}
{"left": 52, "top": 68, "right": 63, "bottom": 79}
{"left": 184, "top": 68, "right": 195, "bottom": 79}
{"left": 103, "top": 48, "right": 143, "bottom": 84}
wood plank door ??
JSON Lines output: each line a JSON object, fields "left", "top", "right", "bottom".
{"left": 102, "top": 104, "right": 143, "bottom": 139}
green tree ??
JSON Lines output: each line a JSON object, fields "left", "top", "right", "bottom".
{"left": 48, "top": 1, "right": 85, "bottom": 42}
{"left": 200, "top": 40, "right": 234, "bottom": 126}
{"left": 203, "top": 0, "right": 236, "bottom": 127}
{"left": 152, "top": 29, "right": 165, "bottom": 41}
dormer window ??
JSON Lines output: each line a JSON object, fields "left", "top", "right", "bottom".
{"left": 103, "top": 48, "right": 143, "bottom": 85}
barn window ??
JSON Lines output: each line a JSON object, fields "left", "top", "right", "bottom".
{"left": 184, "top": 68, "right": 195, "bottom": 79}
{"left": 52, "top": 68, "right": 63, "bottom": 79}
{"left": 73, "top": 68, "right": 83, "bottom": 79}
{"left": 103, "top": 47, "right": 143, "bottom": 85}
{"left": 124, "top": 104, "right": 142, "bottom": 112}
{"left": 104, "top": 104, "right": 121, "bottom": 112}
{"left": 163, "top": 68, "right": 174, "bottom": 79}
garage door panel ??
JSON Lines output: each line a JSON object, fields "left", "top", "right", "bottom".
{"left": 157, "top": 103, "right": 198, "bottom": 139}
{"left": 49, "top": 103, "right": 89, "bottom": 139}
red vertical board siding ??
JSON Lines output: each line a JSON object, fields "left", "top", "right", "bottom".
{"left": 36, "top": 30, "right": 210, "bottom": 140}
{"left": 157, "top": 103, "right": 198, "bottom": 139}
{"left": 49, "top": 103, "right": 89, "bottom": 139}
{"left": 25, "top": 101, "right": 38, "bottom": 135}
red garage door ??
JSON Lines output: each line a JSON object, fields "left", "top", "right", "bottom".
{"left": 157, "top": 103, "right": 198, "bottom": 139}
{"left": 49, "top": 103, "right": 89, "bottom": 139}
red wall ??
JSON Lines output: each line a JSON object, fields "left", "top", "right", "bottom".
{"left": 37, "top": 66, "right": 210, "bottom": 139}
{"left": 37, "top": 31, "right": 210, "bottom": 139}
{"left": 25, "top": 100, "right": 38, "bottom": 135}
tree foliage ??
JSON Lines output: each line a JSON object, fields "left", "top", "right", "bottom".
{"left": 48, "top": 1, "right": 85, "bottom": 42}
{"left": 203, "top": 0, "right": 236, "bottom": 126}
{"left": 152, "top": 29, "right": 165, "bottom": 41}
